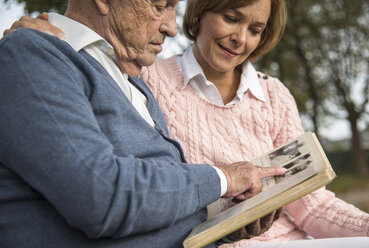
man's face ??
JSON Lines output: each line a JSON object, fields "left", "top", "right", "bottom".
{"left": 107, "top": 0, "right": 179, "bottom": 76}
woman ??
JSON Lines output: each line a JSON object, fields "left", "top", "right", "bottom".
{"left": 142, "top": 0, "right": 369, "bottom": 246}
{"left": 4, "top": 0, "right": 369, "bottom": 247}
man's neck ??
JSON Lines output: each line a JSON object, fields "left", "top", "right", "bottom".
{"left": 64, "top": 11, "right": 142, "bottom": 77}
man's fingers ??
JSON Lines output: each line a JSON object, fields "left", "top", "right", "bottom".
{"left": 221, "top": 161, "right": 287, "bottom": 199}
{"left": 258, "top": 166, "right": 286, "bottom": 179}
{"left": 233, "top": 190, "right": 255, "bottom": 201}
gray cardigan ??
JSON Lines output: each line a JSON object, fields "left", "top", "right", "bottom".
{"left": 0, "top": 28, "right": 220, "bottom": 248}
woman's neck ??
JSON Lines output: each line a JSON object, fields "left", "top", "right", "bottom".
{"left": 205, "top": 67, "right": 242, "bottom": 105}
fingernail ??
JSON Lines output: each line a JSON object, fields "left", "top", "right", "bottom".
{"left": 277, "top": 167, "right": 287, "bottom": 174}
{"left": 44, "top": 31, "right": 53, "bottom": 36}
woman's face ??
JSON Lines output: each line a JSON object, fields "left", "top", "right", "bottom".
{"left": 193, "top": 0, "right": 271, "bottom": 77}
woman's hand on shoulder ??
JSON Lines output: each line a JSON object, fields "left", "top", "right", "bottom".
{"left": 3, "top": 13, "right": 65, "bottom": 40}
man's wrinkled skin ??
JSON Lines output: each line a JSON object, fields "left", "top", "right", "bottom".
{"left": 218, "top": 162, "right": 285, "bottom": 201}
{"left": 69, "top": 0, "right": 179, "bottom": 76}
{"left": 93, "top": 0, "right": 178, "bottom": 76}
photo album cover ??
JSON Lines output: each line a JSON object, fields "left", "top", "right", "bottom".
{"left": 183, "top": 132, "right": 336, "bottom": 248}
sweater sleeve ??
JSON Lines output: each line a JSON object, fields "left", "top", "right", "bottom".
{"left": 0, "top": 29, "right": 220, "bottom": 239}
{"left": 285, "top": 188, "right": 369, "bottom": 237}
{"left": 267, "top": 77, "right": 304, "bottom": 147}
{"left": 268, "top": 76, "right": 369, "bottom": 237}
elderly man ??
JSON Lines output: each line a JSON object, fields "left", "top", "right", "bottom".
{"left": 0, "top": 0, "right": 285, "bottom": 247}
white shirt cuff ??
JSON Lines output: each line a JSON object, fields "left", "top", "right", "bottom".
{"left": 211, "top": 166, "right": 228, "bottom": 197}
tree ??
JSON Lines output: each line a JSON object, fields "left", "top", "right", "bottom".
{"left": 4, "top": 0, "right": 67, "bottom": 14}
{"left": 257, "top": 0, "right": 369, "bottom": 175}
{"left": 321, "top": 0, "right": 369, "bottom": 175}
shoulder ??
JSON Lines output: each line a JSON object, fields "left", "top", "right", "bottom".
{"left": 256, "top": 72, "right": 304, "bottom": 142}
{"left": 1, "top": 27, "right": 86, "bottom": 71}
{"left": 256, "top": 71, "right": 296, "bottom": 104}
{"left": 0, "top": 28, "right": 80, "bottom": 71}
{"left": 257, "top": 72, "right": 291, "bottom": 95}
{"left": 1, "top": 28, "right": 70, "bottom": 53}
{"left": 1, "top": 28, "right": 40, "bottom": 46}
{"left": 0, "top": 28, "right": 87, "bottom": 92}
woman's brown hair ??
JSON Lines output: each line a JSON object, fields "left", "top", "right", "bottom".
{"left": 183, "top": 0, "right": 287, "bottom": 61}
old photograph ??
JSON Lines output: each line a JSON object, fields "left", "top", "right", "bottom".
{"left": 274, "top": 153, "right": 313, "bottom": 184}
{"left": 268, "top": 140, "right": 305, "bottom": 167}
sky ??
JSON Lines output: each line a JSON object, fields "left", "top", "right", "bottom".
{"left": 0, "top": 1, "right": 24, "bottom": 35}
{"left": 0, "top": 1, "right": 354, "bottom": 141}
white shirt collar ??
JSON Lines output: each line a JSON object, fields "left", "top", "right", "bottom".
{"left": 239, "top": 59, "right": 266, "bottom": 102}
{"left": 48, "top": 13, "right": 107, "bottom": 53}
{"left": 178, "top": 46, "right": 266, "bottom": 103}
{"left": 179, "top": 46, "right": 208, "bottom": 89}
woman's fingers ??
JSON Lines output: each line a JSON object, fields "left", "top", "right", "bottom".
{"left": 3, "top": 14, "right": 65, "bottom": 40}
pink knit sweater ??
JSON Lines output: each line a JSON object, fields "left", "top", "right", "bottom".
{"left": 141, "top": 56, "right": 369, "bottom": 246}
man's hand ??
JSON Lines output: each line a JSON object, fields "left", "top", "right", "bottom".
{"left": 227, "top": 208, "right": 283, "bottom": 241}
{"left": 216, "top": 162, "right": 285, "bottom": 242}
{"left": 217, "top": 161, "right": 286, "bottom": 201}
{"left": 3, "top": 13, "right": 65, "bottom": 40}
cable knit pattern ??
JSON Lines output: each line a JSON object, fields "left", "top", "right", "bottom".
{"left": 140, "top": 55, "right": 369, "bottom": 247}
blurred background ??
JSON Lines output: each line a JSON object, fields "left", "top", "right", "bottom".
{"left": 1, "top": 0, "right": 368, "bottom": 211}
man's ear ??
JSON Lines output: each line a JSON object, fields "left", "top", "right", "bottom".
{"left": 95, "top": 0, "right": 110, "bottom": 15}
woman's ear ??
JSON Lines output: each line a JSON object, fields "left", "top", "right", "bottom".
{"left": 94, "top": 0, "right": 110, "bottom": 15}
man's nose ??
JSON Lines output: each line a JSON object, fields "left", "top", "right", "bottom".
{"left": 159, "top": 8, "right": 178, "bottom": 37}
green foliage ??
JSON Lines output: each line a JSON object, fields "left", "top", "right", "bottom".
{"left": 256, "top": 0, "right": 369, "bottom": 136}
{"left": 256, "top": 0, "right": 369, "bottom": 174}
{"left": 326, "top": 174, "right": 369, "bottom": 193}
{"left": 4, "top": 0, "right": 67, "bottom": 14}
{"left": 326, "top": 173, "right": 369, "bottom": 212}
{"left": 326, "top": 149, "right": 369, "bottom": 174}
{"left": 326, "top": 149, "right": 369, "bottom": 212}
